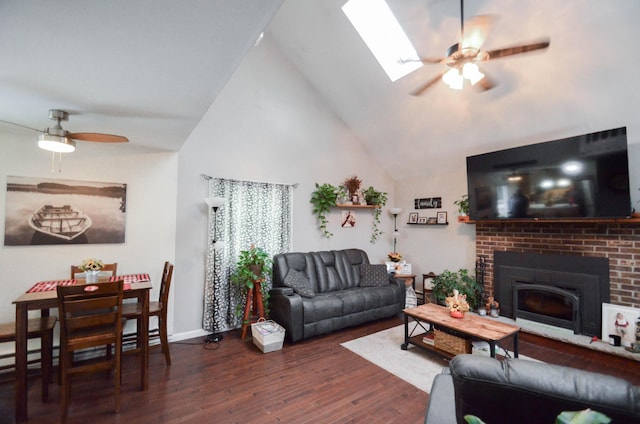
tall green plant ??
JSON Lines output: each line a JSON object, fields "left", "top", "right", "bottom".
{"left": 310, "top": 183, "right": 339, "bottom": 238}
{"left": 230, "top": 245, "right": 272, "bottom": 319}
{"left": 432, "top": 268, "right": 481, "bottom": 309}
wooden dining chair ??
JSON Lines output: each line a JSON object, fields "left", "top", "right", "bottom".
{"left": 70, "top": 262, "right": 118, "bottom": 279}
{"left": 57, "top": 280, "right": 125, "bottom": 422}
{"left": 122, "top": 261, "right": 174, "bottom": 365}
{"left": 0, "top": 316, "right": 57, "bottom": 401}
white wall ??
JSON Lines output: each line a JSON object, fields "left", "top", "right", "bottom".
{"left": 394, "top": 168, "right": 476, "bottom": 293}
{"left": 0, "top": 132, "right": 178, "bottom": 335}
{"left": 174, "top": 35, "right": 396, "bottom": 337}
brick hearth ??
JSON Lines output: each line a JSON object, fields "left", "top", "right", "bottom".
{"left": 475, "top": 221, "right": 640, "bottom": 309}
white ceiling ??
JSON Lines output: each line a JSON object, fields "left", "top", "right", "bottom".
{"left": 269, "top": 0, "right": 640, "bottom": 179}
{"left": 2, "top": 0, "right": 639, "bottom": 180}
{"left": 0, "top": 0, "right": 282, "bottom": 151}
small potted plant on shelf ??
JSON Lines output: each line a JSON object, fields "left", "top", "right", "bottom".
{"left": 363, "top": 186, "right": 388, "bottom": 243}
{"left": 363, "top": 186, "right": 387, "bottom": 206}
{"left": 310, "top": 183, "right": 340, "bottom": 238}
{"left": 230, "top": 245, "right": 272, "bottom": 319}
{"left": 454, "top": 194, "right": 470, "bottom": 222}
{"left": 343, "top": 175, "right": 362, "bottom": 204}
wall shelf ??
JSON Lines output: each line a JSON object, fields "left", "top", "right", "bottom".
{"left": 335, "top": 204, "right": 379, "bottom": 209}
{"left": 407, "top": 222, "right": 448, "bottom": 226}
{"left": 461, "top": 218, "right": 640, "bottom": 224}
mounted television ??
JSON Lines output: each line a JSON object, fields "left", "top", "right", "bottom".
{"left": 466, "top": 127, "right": 631, "bottom": 220}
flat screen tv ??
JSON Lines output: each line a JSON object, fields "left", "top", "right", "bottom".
{"left": 466, "top": 127, "right": 631, "bottom": 220}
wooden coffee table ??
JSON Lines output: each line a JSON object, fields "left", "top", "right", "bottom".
{"left": 401, "top": 303, "right": 520, "bottom": 358}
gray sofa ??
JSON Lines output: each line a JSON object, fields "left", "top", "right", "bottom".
{"left": 269, "top": 248, "right": 405, "bottom": 342}
{"left": 425, "top": 354, "right": 640, "bottom": 424}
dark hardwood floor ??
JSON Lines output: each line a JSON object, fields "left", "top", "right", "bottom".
{"left": 1, "top": 315, "right": 639, "bottom": 423}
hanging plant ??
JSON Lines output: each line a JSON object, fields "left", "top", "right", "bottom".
{"left": 363, "top": 186, "right": 387, "bottom": 206}
{"left": 363, "top": 186, "right": 388, "bottom": 244}
{"left": 310, "top": 183, "right": 340, "bottom": 238}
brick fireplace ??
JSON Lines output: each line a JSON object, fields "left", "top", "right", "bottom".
{"left": 475, "top": 221, "right": 640, "bottom": 313}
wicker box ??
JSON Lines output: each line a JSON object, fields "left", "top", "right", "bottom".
{"left": 251, "top": 320, "right": 285, "bottom": 353}
{"left": 434, "top": 329, "right": 471, "bottom": 355}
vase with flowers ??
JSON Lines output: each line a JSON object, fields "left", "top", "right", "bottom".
{"left": 446, "top": 289, "right": 470, "bottom": 318}
{"left": 388, "top": 252, "right": 402, "bottom": 263}
{"left": 79, "top": 258, "right": 104, "bottom": 283}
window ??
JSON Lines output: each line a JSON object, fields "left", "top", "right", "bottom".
{"left": 342, "top": 0, "right": 422, "bottom": 81}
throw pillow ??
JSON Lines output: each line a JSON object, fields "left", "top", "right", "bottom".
{"left": 283, "top": 268, "right": 315, "bottom": 298}
{"left": 360, "top": 264, "right": 389, "bottom": 287}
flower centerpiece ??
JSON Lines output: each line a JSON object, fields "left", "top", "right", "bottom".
{"left": 388, "top": 252, "right": 402, "bottom": 262}
{"left": 445, "top": 289, "right": 469, "bottom": 318}
{"left": 79, "top": 258, "right": 103, "bottom": 283}
{"left": 79, "top": 258, "right": 104, "bottom": 271}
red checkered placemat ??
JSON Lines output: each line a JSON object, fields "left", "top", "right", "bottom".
{"left": 109, "top": 274, "right": 151, "bottom": 283}
{"left": 27, "top": 280, "right": 77, "bottom": 293}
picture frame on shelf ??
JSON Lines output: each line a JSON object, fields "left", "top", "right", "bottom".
{"left": 427, "top": 217, "right": 437, "bottom": 224}
{"left": 436, "top": 211, "right": 448, "bottom": 224}
{"left": 601, "top": 303, "right": 639, "bottom": 348}
{"left": 408, "top": 212, "right": 419, "bottom": 224}
{"left": 417, "top": 216, "right": 427, "bottom": 224}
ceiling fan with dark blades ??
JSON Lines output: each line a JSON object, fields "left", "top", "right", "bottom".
{"left": 409, "top": 0, "right": 550, "bottom": 96}
{"left": 0, "top": 109, "right": 129, "bottom": 153}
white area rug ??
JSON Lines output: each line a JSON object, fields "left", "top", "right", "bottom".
{"left": 341, "top": 325, "right": 444, "bottom": 393}
{"left": 341, "top": 324, "right": 539, "bottom": 393}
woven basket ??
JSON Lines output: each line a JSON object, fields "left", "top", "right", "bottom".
{"left": 434, "top": 329, "right": 471, "bottom": 355}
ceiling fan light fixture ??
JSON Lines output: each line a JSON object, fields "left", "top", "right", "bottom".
{"left": 38, "top": 134, "right": 76, "bottom": 153}
{"left": 442, "top": 68, "right": 463, "bottom": 89}
{"left": 462, "top": 62, "right": 485, "bottom": 85}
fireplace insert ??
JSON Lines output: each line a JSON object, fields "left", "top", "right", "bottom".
{"left": 494, "top": 251, "right": 609, "bottom": 336}
{"left": 513, "top": 283, "right": 581, "bottom": 333}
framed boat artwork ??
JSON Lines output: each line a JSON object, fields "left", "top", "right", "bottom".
{"left": 4, "top": 176, "right": 126, "bottom": 245}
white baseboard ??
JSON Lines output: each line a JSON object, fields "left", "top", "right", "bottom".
{"left": 169, "top": 329, "right": 209, "bottom": 342}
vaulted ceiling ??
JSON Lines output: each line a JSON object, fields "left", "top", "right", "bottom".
{"left": 270, "top": 0, "right": 640, "bottom": 179}
{"left": 1, "top": 0, "right": 639, "bottom": 180}
{"left": 0, "top": 0, "right": 282, "bottom": 151}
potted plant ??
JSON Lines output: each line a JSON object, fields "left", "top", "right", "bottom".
{"left": 343, "top": 175, "right": 362, "bottom": 204}
{"left": 230, "top": 245, "right": 272, "bottom": 318}
{"left": 310, "top": 183, "right": 340, "bottom": 238}
{"left": 363, "top": 186, "right": 387, "bottom": 206}
{"left": 431, "top": 268, "right": 481, "bottom": 310}
{"left": 454, "top": 194, "right": 470, "bottom": 222}
{"left": 363, "top": 186, "right": 388, "bottom": 244}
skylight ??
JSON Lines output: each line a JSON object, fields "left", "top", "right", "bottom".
{"left": 342, "top": 0, "right": 422, "bottom": 82}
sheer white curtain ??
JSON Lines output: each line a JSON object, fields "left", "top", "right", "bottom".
{"left": 204, "top": 177, "right": 293, "bottom": 332}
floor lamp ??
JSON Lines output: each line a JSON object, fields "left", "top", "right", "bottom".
{"left": 205, "top": 196, "right": 226, "bottom": 343}
{"left": 390, "top": 207, "right": 402, "bottom": 253}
